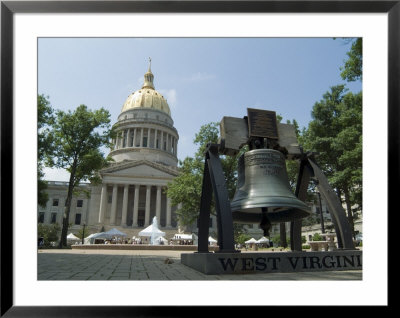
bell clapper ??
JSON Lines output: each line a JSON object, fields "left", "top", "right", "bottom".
{"left": 260, "top": 207, "right": 272, "bottom": 237}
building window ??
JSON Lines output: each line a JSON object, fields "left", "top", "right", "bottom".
{"left": 143, "top": 137, "right": 148, "bottom": 147}
{"left": 77, "top": 200, "right": 83, "bottom": 208}
{"left": 51, "top": 213, "right": 57, "bottom": 224}
{"left": 75, "top": 213, "right": 81, "bottom": 225}
{"left": 108, "top": 195, "right": 112, "bottom": 203}
{"left": 52, "top": 199, "right": 59, "bottom": 206}
{"left": 38, "top": 213, "right": 45, "bottom": 223}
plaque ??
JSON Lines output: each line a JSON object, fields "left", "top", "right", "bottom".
{"left": 247, "top": 108, "right": 279, "bottom": 139}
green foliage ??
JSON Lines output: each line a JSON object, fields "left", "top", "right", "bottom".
{"left": 167, "top": 122, "right": 242, "bottom": 227}
{"left": 38, "top": 223, "right": 60, "bottom": 247}
{"left": 312, "top": 233, "right": 323, "bottom": 241}
{"left": 271, "top": 234, "right": 281, "bottom": 246}
{"left": 301, "top": 85, "right": 362, "bottom": 233}
{"left": 235, "top": 233, "right": 252, "bottom": 245}
{"left": 75, "top": 226, "right": 90, "bottom": 240}
{"left": 47, "top": 104, "right": 113, "bottom": 247}
{"left": 37, "top": 94, "right": 54, "bottom": 207}
{"left": 301, "top": 235, "right": 307, "bottom": 244}
{"left": 340, "top": 38, "right": 362, "bottom": 82}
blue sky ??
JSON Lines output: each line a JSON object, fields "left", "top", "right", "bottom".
{"left": 38, "top": 37, "right": 361, "bottom": 181}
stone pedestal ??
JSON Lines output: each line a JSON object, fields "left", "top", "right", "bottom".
{"left": 181, "top": 250, "right": 362, "bottom": 275}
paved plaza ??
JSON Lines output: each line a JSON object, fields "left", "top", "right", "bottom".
{"left": 38, "top": 249, "right": 362, "bottom": 280}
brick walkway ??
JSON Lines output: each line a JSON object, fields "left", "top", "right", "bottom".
{"left": 37, "top": 249, "right": 362, "bottom": 280}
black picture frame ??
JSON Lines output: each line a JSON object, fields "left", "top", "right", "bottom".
{"left": 1, "top": 0, "right": 395, "bottom": 316}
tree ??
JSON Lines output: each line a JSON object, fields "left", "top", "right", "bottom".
{"left": 46, "top": 105, "right": 113, "bottom": 247}
{"left": 37, "top": 94, "right": 54, "bottom": 207}
{"left": 301, "top": 85, "right": 362, "bottom": 235}
{"left": 340, "top": 38, "right": 362, "bottom": 82}
{"left": 38, "top": 223, "right": 60, "bottom": 248}
{"left": 167, "top": 122, "right": 242, "bottom": 229}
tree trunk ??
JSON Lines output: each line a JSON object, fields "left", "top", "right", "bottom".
{"left": 279, "top": 222, "right": 287, "bottom": 248}
{"left": 59, "top": 163, "right": 77, "bottom": 248}
{"left": 343, "top": 188, "right": 355, "bottom": 237}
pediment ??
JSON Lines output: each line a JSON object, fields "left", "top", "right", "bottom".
{"left": 101, "top": 160, "right": 179, "bottom": 178}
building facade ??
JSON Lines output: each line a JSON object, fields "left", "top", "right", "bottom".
{"left": 38, "top": 62, "right": 218, "bottom": 238}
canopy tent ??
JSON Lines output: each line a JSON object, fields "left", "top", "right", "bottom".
{"left": 208, "top": 236, "right": 218, "bottom": 246}
{"left": 172, "top": 234, "right": 193, "bottom": 240}
{"left": 138, "top": 225, "right": 166, "bottom": 237}
{"left": 103, "top": 228, "right": 127, "bottom": 237}
{"left": 138, "top": 217, "right": 165, "bottom": 245}
{"left": 67, "top": 233, "right": 80, "bottom": 241}
{"left": 245, "top": 238, "right": 258, "bottom": 244}
{"left": 84, "top": 232, "right": 108, "bottom": 244}
{"left": 256, "top": 237, "right": 270, "bottom": 243}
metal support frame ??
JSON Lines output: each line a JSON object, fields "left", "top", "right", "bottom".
{"left": 290, "top": 152, "right": 355, "bottom": 250}
{"left": 197, "top": 144, "right": 237, "bottom": 253}
{"left": 198, "top": 144, "right": 355, "bottom": 253}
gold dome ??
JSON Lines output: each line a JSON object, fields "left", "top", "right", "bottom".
{"left": 121, "top": 60, "right": 171, "bottom": 116}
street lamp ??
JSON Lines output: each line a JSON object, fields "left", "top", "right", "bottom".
{"left": 312, "top": 177, "right": 325, "bottom": 234}
{"left": 316, "top": 191, "right": 325, "bottom": 234}
{"left": 82, "top": 223, "right": 86, "bottom": 245}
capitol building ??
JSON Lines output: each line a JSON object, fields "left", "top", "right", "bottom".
{"left": 38, "top": 62, "right": 218, "bottom": 239}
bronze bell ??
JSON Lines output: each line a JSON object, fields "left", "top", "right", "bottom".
{"left": 231, "top": 148, "right": 311, "bottom": 229}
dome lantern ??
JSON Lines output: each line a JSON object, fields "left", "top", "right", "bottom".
{"left": 142, "top": 57, "right": 155, "bottom": 89}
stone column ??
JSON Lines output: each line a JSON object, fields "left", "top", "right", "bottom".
{"left": 127, "top": 129, "right": 130, "bottom": 147}
{"left": 121, "top": 184, "right": 129, "bottom": 226}
{"left": 115, "top": 134, "right": 119, "bottom": 149}
{"left": 154, "top": 129, "right": 157, "bottom": 148}
{"left": 144, "top": 185, "right": 151, "bottom": 226}
{"left": 166, "top": 195, "right": 172, "bottom": 228}
{"left": 133, "top": 128, "right": 137, "bottom": 147}
{"left": 140, "top": 128, "right": 143, "bottom": 147}
{"left": 166, "top": 133, "right": 169, "bottom": 152}
{"left": 156, "top": 186, "right": 162, "bottom": 223}
{"left": 98, "top": 183, "right": 107, "bottom": 223}
{"left": 132, "top": 184, "right": 140, "bottom": 227}
{"left": 110, "top": 184, "right": 118, "bottom": 225}
{"left": 160, "top": 131, "right": 164, "bottom": 150}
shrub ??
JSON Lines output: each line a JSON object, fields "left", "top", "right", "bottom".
{"left": 312, "top": 233, "right": 323, "bottom": 241}
{"left": 38, "top": 223, "right": 60, "bottom": 247}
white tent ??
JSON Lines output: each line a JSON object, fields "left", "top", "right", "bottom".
{"left": 104, "top": 228, "right": 127, "bottom": 237}
{"left": 256, "top": 237, "right": 270, "bottom": 243}
{"left": 84, "top": 232, "right": 108, "bottom": 244}
{"left": 139, "top": 225, "right": 166, "bottom": 237}
{"left": 208, "top": 236, "right": 218, "bottom": 245}
{"left": 138, "top": 217, "right": 165, "bottom": 245}
{"left": 172, "top": 234, "right": 193, "bottom": 240}
{"left": 245, "top": 238, "right": 258, "bottom": 244}
{"left": 67, "top": 233, "right": 80, "bottom": 241}
{"left": 84, "top": 233, "right": 96, "bottom": 245}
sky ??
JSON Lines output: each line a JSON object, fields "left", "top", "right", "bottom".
{"left": 38, "top": 37, "right": 362, "bottom": 181}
